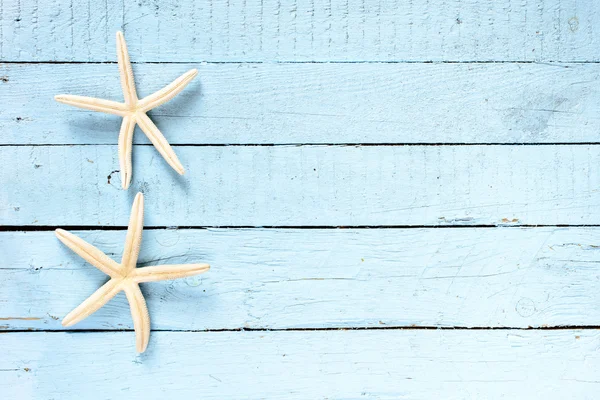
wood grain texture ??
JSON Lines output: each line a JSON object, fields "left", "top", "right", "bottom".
{"left": 3, "top": 1, "right": 599, "bottom": 395}
{"left": 1, "top": 0, "right": 599, "bottom": 62}
{"left": 2, "top": 227, "right": 600, "bottom": 330}
{"left": 1, "top": 330, "right": 599, "bottom": 399}
{"left": 1, "top": 62, "right": 600, "bottom": 145}
{"left": 2, "top": 145, "right": 599, "bottom": 226}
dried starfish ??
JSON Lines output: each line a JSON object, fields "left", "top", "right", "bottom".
{"left": 56, "top": 192, "right": 210, "bottom": 353}
{"left": 55, "top": 31, "right": 197, "bottom": 189}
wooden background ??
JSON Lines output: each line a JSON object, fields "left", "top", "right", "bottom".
{"left": 2, "top": 0, "right": 600, "bottom": 398}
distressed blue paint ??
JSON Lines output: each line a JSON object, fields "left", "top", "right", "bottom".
{"left": 2, "top": 227, "right": 600, "bottom": 331}
{"left": 1, "top": 0, "right": 599, "bottom": 62}
{"left": 1, "top": 330, "right": 599, "bottom": 398}
{"left": 2, "top": 0, "right": 600, "bottom": 397}
{"left": 1, "top": 145, "right": 599, "bottom": 226}
{"left": 1, "top": 63, "right": 599, "bottom": 145}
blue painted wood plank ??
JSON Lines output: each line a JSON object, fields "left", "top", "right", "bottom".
{"left": 1, "top": 62, "right": 599, "bottom": 145}
{"left": 2, "top": 227, "right": 600, "bottom": 330}
{"left": 1, "top": 330, "right": 598, "bottom": 398}
{"left": 1, "top": 145, "right": 598, "bottom": 226}
{"left": 1, "top": 0, "right": 598, "bottom": 62}
{"left": 2, "top": 2, "right": 598, "bottom": 396}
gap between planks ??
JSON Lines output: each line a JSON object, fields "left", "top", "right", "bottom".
{"left": 4, "top": 325, "right": 600, "bottom": 334}
{"left": 4, "top": 224, "right": 600, "bottom": 231}
{"left": 6, "top": 143, "right": 600, "bottom": 147}
{"left": 2, "top": 60, "right": 600, "bottom": 65}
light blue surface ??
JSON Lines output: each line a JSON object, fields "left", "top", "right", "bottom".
{"left": 2, "top": 63, "right": 600, "bottom": 145}
{"left": 1, "top": 0, "right": 600, "bottom": 398}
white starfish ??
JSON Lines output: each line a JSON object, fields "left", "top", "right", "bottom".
{"left": 55, "top": 193, "right": 210, "bottom": 353}
{"left": 55, "top": 31, "right": 197, "bottom": 189}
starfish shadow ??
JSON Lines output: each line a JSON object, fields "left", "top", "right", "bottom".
{"left": 66, "top": 113, "right": 123, "bottom": 139}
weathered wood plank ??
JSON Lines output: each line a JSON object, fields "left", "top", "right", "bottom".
{"left": 1, "top": 330, "right": 598, "bottom": 398}
{"left": 2, "top": 145, "right": 599, "bottom": 226}
{"left": 2, "top": 62, "right": 599, "bottom": 145}
{"left": 2, "top": 227, "right": 600, "bottom": 330}
{"left": 1, "top": 0, "right": 598, "bottom": 62}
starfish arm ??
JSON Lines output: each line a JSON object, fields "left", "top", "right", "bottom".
{"left": 137, "top": 69, "right": 198, "bottom": 112}
{"left": 136, "top": 112, "right": 185, "bottom": 174}
{"left": 121, "top": 192, "right": 144, "bottom": 271}
{"left": 54, "top": 95, "right": 129, "bottom": 116}
{"left": 116, "top": 31, "right": 138, "bottom": 106}
{"left": 55, "top": 229, "right": 123, "bottom": 278}
{"left": 132, "top": 263, "right": 210, "bottom": 283}
{"left": 124, "top": 283, "right": 151, "bottom": 353}
{"left": 118, "top": 116, "right": 136, "bottom": 190}
{"left": 62, "top": 279, "right": 123, "bottom": 327}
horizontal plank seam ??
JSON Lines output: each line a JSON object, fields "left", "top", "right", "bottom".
{"left": 5, "top": 143, "right": 600, "bottom": 147}
{"left": 2, "top": 225, "right": 600, "bottom": 232}
{"left": 3, "top": 326, "right": 600, "bottom": 333}
{"left": 0, "top": 60, "right": 599, "bottom": 65}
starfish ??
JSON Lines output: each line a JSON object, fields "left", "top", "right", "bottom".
{"left": 55, "top": 31, "right": 198, "bottom": 189}
{"left": 55, "top": 192, "right": 210, "bottom": 353}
